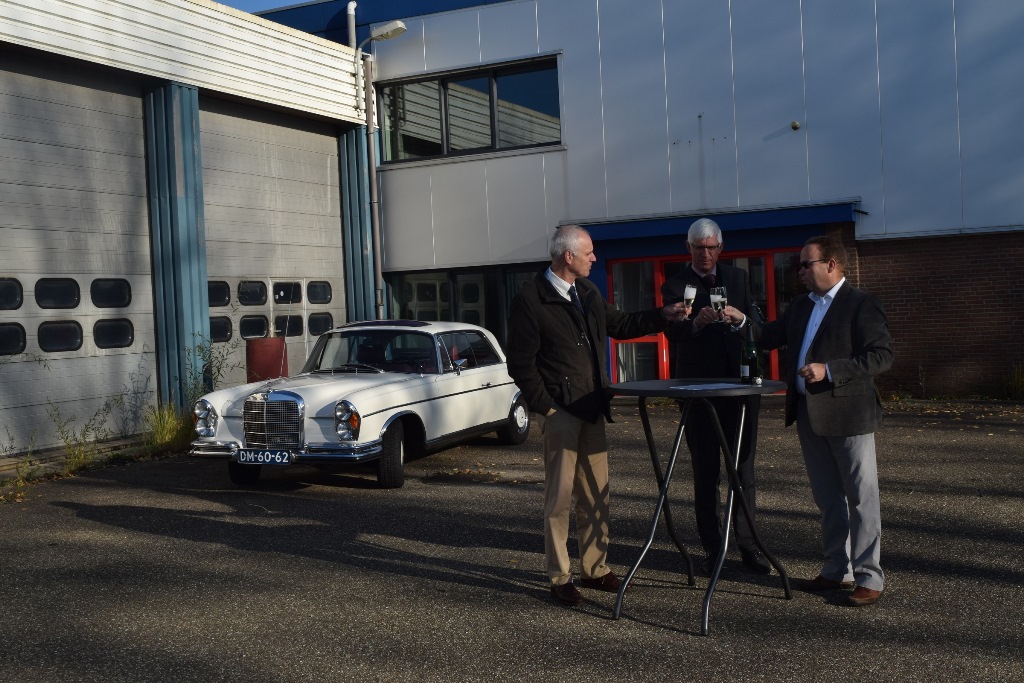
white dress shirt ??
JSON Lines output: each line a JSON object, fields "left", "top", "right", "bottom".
{"left": 796, "top": 277, "right": 845, "bottom": 394}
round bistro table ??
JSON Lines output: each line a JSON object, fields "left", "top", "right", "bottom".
{"left": 609, "top": 378, "right": 792, "bottom": 635}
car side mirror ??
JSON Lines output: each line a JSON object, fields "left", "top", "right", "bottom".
{"left": 453, "top": 358, "right": 468, "bottom": 376}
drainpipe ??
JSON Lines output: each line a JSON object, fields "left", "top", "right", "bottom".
{"left": 347, "top": 1, "right": 357, "bottom": 48}
{"left": 364, "top": 53, "right": 385, "bottom": 320}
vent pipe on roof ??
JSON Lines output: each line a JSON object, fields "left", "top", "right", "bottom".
{"left": 347, "top": 1, "right": 357, "bottom": 49}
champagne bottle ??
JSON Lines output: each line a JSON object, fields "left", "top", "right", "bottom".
{"left": 740, "top": 321, "right": 760, "bottom": 385}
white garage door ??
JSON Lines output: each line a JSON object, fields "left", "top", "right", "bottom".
{"left": 199, "top": 97, "right": 346, "bottom": 386}
{"left": 0, "top": 52, "right": 156, "bottom": 456}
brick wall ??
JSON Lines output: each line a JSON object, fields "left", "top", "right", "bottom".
{"left": 851, "top": 231, "right": 1024, "bottom": 398}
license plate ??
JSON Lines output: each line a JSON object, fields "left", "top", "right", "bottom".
{"left": 237, "top": 449, "right": 293, "bottom": 465}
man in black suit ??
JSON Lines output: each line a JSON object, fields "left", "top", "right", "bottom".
{"left": 738, "top": 235, "right": 893, "bottom": 606}
{"left": 661, "top": 218, "right": 770, "bottom": 575}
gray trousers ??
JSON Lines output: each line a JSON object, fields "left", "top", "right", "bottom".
{"left": 796, "top": 398, "right": 884, "bottom": 591}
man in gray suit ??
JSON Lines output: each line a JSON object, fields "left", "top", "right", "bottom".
{"left": 731, "top": 235, "right": 894, "bottom": 606}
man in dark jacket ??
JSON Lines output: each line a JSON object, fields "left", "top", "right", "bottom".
{"left": 739, "top": 235, "right": 893, "bottom": 607}
{"left": 506, "top": 224, "right": 689, "bottom": 607}
{"left": 661, "top": 218, "right": 771, "bottom": 575}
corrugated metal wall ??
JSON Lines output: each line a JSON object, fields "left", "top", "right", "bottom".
{"left": 0, "top": 51, "right": 157, "bottom": 453}
{"left": 199, "top": 97, "right": 347, "bottom": 385}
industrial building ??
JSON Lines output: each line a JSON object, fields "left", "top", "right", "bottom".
{"left": 2, "top": 0, "right": 1023, "bottom": 458}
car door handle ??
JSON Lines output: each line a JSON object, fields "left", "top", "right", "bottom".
{"left": 481, "top": 382, "right": 492, "bottom": 387}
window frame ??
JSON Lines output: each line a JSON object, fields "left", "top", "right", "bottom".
{"left": 379, "top": 56, "right": 561, "bottom": 164}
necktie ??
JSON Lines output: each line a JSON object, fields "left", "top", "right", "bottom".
{"left": 569, "top": 284, "right": 584, "bottom": 313}
{"left": 703, "top": 273, "right": 716, "bottom": 289}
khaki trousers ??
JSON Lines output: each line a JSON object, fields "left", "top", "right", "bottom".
{"left": 542, "top": 408, "right": 611, "bottom": 586}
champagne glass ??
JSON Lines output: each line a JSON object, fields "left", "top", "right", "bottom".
{"left": 709, "top": 286, "right": 728, "bottom": 322}
{"left": 682, "top": 284, "right": 697, "bottom": 317}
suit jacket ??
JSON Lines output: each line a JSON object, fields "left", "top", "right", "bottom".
{"left": 756, "top": 281, "right": 893, "bottom": 437}
{"left": 661, "top": 263, "right": 753, "bottom": 379}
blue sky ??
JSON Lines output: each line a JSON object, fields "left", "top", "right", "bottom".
{"left": 218, "top": 0, "right": 295, "bottom": 14}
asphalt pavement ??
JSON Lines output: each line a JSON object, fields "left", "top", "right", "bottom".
{"left": 0, "top": 396, "right": 1021, "bottom": 682}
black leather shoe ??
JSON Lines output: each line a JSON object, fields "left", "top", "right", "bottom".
{"left": 579, "top": 571, "right": 623, "bottom": 593}
{"left": 550, "top": 581, "right": 584, "bottom": 606}
{"left": 699, "top": 555, "right": 718, "bottom": 575}
{"left": 740, "top": 548, "right": 772, "bottom": 575}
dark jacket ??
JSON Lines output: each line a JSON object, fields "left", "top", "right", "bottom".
{"left": 756, "top": 281, "right": 894, "bottom": 437}
{"left": 661, "top": 263, "right": 753, "bottom": 378}
{"left": 506, "top": 271, "right": 668, "bottom": 423}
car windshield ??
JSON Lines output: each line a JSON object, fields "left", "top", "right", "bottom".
{"left": 304, "top": 330, "right": 439, "bottom": 375}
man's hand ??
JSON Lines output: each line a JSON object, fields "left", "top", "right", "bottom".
{"left": 692, "top": 305, "right": 719, "bottom": 332}
{"left": 798, "top": 363, "right": 828, "bottom": 384}
{"left": 661, "top": 301, "right": 691, "bottom": 322}
{"left": 722, "top": 305, "right": 745, "bottom": 326}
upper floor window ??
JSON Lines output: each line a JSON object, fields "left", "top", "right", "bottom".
{"left": 91, "top": 279, "right": 132, "bottom": 308}
{"left": 36, "top": 278, "right": 80, "bottom": 309}
{"left": 380, "top": 58, "right": 560, "bottom": 163}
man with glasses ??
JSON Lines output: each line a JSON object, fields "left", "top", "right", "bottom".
{"left": 734, "top": 235, "right": 893, "bottom": 607}
{"left": 661, "top": 218, "right": 772, "bottom": 575}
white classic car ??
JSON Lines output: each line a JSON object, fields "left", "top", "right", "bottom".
{"left": 190, "top": 320, "right": 530, "bottom": 488}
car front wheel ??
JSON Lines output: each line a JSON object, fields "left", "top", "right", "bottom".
{"left": 377, "top": 419, "right": 405, "bottom": 489}
{"left": 228, "top": 461, "right": 262, "bottom": 486}
{"left": 496, "top": 396, "right": 531, "bottom": 445}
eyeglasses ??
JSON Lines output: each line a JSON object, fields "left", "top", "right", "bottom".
{"left": 690, "top": 243, "right": 721, "bottom": 253}
{"left": 799, "top": 259, "right": 829, "bottom": 269}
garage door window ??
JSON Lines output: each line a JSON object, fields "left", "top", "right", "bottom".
{"left": 307, "top": 281, "right": 332, "bottom": 304}
{"left": 91, "top": 279, "right": 132, "bottom": 308}
{"left": 0, "top": 323, "right": 26, "bottom": 355}
{"left": 38, "top": 321, "right": 83, "bottom": 352}
{"left": 240, "top": 315, "right": 269, "bottom": 339}
{"left": 209, "top": 281, "right": 231, "bottom": 307}
{"left": 273, "top": 282, "right": 302, "bottom": 304}
{"left": 308, "top": 312, "right": 333, "bottom": 336}
{"left": 36, "top": 279, "right": 80, "bottom": 309}
{"left": 238, "top": 281, "right": 267, "bottom": 306}
{"left": 94, "top": 319, "right": 134, "bottom": 349}
{"left": 274, "top": 315, "right": 304, "bottom": 337}
{"left": 210, "top": 316, "right": 232, "bottom": 343}
{"left": 0, "top": 278, "right": 22, "bottom": 310}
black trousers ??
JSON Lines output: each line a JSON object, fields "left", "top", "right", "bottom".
{"left": 683, "top": 395, "right": 760, "bottom": 556}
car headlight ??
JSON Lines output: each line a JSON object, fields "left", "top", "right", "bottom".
{"left": 335, "top": 400, "right": 361, "bottom": 441}
{"left": 193, "top": 399, "right": 218, "bottom": 438}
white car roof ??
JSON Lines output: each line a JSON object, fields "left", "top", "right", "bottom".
{"left": 327, "top": 320, "right": 488, "bottom": 335}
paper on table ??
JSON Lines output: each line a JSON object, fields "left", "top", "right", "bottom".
{"left": 670, "top": 383, "right": 740, "bottom": 391}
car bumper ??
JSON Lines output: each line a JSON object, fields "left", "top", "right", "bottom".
{"left": 189, "top": 439, "right": 384, "bottom": 464}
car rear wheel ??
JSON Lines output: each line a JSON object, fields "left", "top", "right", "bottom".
{"left": 496, "top": 396, "right": 531, "bottom": 445}
{"left": 228, "top": 461, "right": 262, "bottom": 486}
{"left": 377, "top": 419, "right": 405, "bottom": 489}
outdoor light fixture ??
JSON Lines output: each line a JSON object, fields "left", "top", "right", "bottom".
{"left": 359, "top": 20, "right": 408, "bottom": 50}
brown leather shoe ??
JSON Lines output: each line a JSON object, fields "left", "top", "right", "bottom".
{"left": 795, "top": 574, "right": 856, "bottom": 591}
{"left": 579, "top": 571, "right": 623, "bottom": 593}
{"left": 550, "top": 581, "right": 584, "bottom": 606}
{"left": 848, "top": 586, "right": 882, "bottom": 606}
